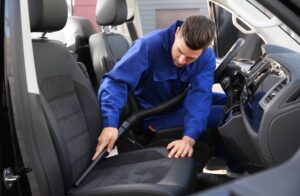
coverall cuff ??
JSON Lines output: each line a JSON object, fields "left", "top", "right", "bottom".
{"left": 102, "top": 116, "right": 119, "bottom": 128}
{"left": 183, "top": 129, "right": 201, "bottom": 141}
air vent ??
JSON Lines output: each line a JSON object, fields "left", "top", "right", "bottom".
{"left": 261, "top": 78, "right": 288, "bottom": 107}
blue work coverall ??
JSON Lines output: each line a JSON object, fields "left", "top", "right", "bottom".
{"left": 98, "top": 20, "right": 224, "bottom": 141}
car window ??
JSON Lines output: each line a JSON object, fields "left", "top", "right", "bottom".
{"left": 210, "top": 2, "right": 264, "bottom": 61}
{"left": 137, "top": 0, "right": 209, "bottom": 34}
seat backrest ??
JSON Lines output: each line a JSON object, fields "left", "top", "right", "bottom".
{"left": 89, "top": 0, "right": 140, "bottom": 121}
{"left": 89, "top": 0, "right": 130, "bottom": 81}
{"left": 29, "top": 0, "right": 101, "bottom": 190}
{"left": 63, "top": 16, "right": 99, "bottom": 91}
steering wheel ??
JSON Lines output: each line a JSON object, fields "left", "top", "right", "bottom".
{"left": 214, "top": 38, "right": 245, "bottom": 83}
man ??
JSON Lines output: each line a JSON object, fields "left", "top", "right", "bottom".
{"left": 92, "top": 15, "right": 220, "bottom": 160}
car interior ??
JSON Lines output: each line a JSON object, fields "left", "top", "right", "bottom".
{"left": 2, "top": 0, "right": 300, "bottom": 195}
{"left": 25, "top": 0, "right": 199, "bottom": 195}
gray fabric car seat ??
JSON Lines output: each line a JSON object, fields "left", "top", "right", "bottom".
{"left": 63, "top": 16, "right": 99, "bottom": 91}
{"left": 28, "top": 0, "right": 195, "bottom": 195}
{"left": 89, "top": 0, "right": 130, "bottom": 81}
{"left": 89, "top": 0, "right": 141, "bottom": 129}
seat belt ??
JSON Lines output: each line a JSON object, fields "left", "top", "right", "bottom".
{"left": 126, "top": 19, "right": 138, "bottom": 42}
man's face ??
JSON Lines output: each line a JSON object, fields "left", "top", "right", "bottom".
{"left": 171, "top": 27, "right": 203, "bottom": 67}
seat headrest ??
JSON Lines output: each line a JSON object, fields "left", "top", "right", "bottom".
{"left": 64, "top": 16, "right": 96, "bottom": 39}
{"left": 28, "top": 0, "right": 68, "bottom": 32}
{"left": 96, "top": 0, "right": 128, "bottom": 26}
{"left": 63, "top": 16, "right": 97, "bottom": 50}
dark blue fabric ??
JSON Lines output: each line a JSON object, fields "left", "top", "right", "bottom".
{"left": 98, "top": 20, "right": 216, "bottom": 140}
{"left": 245, "top": 91, "right": 265, "bottom": 132}
{"left": 144, "top": 92, "right": 226, "bottom": 135}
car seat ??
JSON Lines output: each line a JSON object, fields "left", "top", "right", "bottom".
{"left": 28, "top": 0, "right": 196, "bottom": 195}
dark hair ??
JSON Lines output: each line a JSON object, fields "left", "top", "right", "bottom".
{"left": 180, "top": 15, "right": 216, "bottom": 50}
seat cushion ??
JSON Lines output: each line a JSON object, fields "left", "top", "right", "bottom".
{"left": 68, "top": 148, "right": 195, "bottom": 196}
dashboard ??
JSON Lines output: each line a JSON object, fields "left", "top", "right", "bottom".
{"left": 219, "top": 44, "right": 300, "bottom": 170}
{"left": 244, "top": 55, "right": 287, "bottom": 133}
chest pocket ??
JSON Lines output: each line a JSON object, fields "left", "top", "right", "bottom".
{"left": 152, "top": 70, "right": 189, "bottom": 94}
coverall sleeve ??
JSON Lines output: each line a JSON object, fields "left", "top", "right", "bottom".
{"left": 98, "top": 39, "right": 150, "bottom": 128}
{"left": 183, "top": 48, "right": 216, "bottom": 141}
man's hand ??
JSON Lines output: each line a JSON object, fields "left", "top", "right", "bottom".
{"left": 92, "top": 127, "right": 118, "bottom": 160}
{"left": 167, "top": 136, "right": 195, "bottom": 158}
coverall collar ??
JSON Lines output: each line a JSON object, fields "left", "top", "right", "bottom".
{"left": 162, "top": 20, "right": 183, "bottom": 54}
